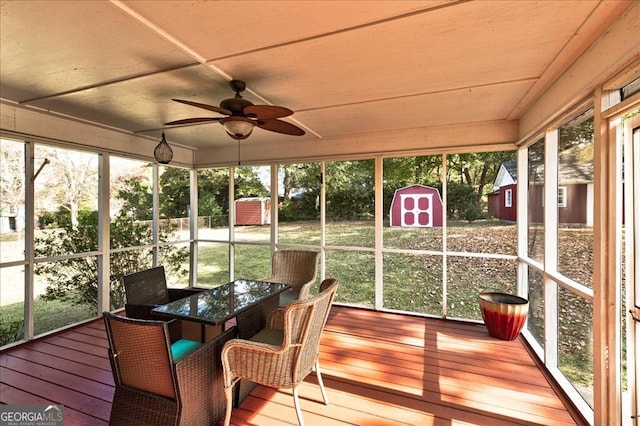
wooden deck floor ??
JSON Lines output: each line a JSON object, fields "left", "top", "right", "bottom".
{"left": 1, "top": 306, "right": 581, "bottom": 425}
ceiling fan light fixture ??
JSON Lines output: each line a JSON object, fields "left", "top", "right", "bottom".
{"left": 154, "top": 132, "right": 173, "bottom": 164}
{"left": 165, "top": 79, "right": 305, "bottom": 139}
{"left": 222, "top": 118, "right": 254, "bottom": 140}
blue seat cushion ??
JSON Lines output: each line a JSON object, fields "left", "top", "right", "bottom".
{"left": 170, "top": 339, "right": 202, "bottom": 362}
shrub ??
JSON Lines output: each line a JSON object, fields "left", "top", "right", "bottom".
{"left": 278, "top": 201, "right": 297, "bottom": 222}
{"left": 34, "top": 211, "right": 188, "bottom": 310}
{"left": 464, "top": 204, "right": 480, "bottom": 222}
{"left": 0, "top": 318, "right": 23, "bottom": 346}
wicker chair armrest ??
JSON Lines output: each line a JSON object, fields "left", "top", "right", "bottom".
{"left": 166, "top": 319, "right": 183, "bottom": 342}
{"left": 267, "top": 308, "right": 286, "bottom": 329}
{"left": 124, "top": 302, "right": 159, "bottom": 320}
{"left": 297, "top": 281, "right": 315, "bottom": 300}
{"left": 175, "top": 326, "right": 237, "bottom": 425}
{"left": 228, "top": 338, "right": 282, "bottom": 352}
{"left": 167, "top": 287, "right": 205, "bottom": 301}
{"left": 123, "top": 303, "right": 182, "bottom": 341}
{"left": 222, "top": 339, "right": 289, "bottom": 384}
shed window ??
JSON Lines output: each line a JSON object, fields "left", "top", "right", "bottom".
{"left": 558, "top": 186, "right": 567, "bottom": 207}
{"left": 505, "top": 189, "right": 512, "bottom": 207}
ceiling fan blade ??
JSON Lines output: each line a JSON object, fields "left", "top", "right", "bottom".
{"left": 172, "top": 99, "right": 232, "bottom": 115}
{"left": 165, "top": 117, "right": 223, "bottom": 126}
{"left": 257, "top": 119, "right": 305, "bottom": 136}
{"left": 244, "top": 105, "right": 293, "bottom": 120}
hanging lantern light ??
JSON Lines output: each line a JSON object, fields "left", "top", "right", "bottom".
{"left": 154, "top": 132, "right": 173, "bottom": 164}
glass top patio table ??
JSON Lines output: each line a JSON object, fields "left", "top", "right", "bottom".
{"left": 151, "top": 279, "right": 290, "bottom": 326}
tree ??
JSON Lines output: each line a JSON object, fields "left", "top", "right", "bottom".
{"left": 0, "top": 140, "right": 24, "bottom": 225}
{"left": 234, "top": 166, "right": 268, "bottom": 199}
{"left": 161, "top": 166, "right": 267, "bottom": 221}
{"left": 326, "top": 160, "right": 375, "bottom": 220}
{"left": 559, "top": 111, "right": 594, "bottom": 152}
{"left": 277, "top": 163, "right": 321, "bottom": 221}
{"left": 116, "top": 177, "right": 153, "bottom": 221}
{"left": 280, "top": 164, "right": 297, "bottom": 202}
{"left": 35, "top": 146, "right": 99, "bottom": 229}
{"left": 159, "top": 167, "right": 191, "bottom": 219}
{"left": 34, "top": 178, "right": 188, "bottom": 310}
{"left": 279, "top": 163, "right": 321, "bottom": 203}
{"left": 445, "top": 151, "right": 516, "bottom": 219}
{"left": 445, "top": 182, "right": 478, "bottom": 220}
{"left": 197, "top": 168, "right": 230, "bottom": 218}
{"left": 448, "top": 152, "right": 515, "bottom": 201}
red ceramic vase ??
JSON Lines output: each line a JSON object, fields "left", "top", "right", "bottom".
{"left": 478, "top": 292, "right": 529, "bottom": 341}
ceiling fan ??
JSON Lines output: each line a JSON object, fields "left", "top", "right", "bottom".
{"left": 165, "top": 79, "right": 305, "bottom": 140}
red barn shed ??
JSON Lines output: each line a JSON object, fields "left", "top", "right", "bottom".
{"left": 389, "top": 184, "right": 443, "bottom": 227}
{"left": 488, "top": 183, "right": 517, "bottom": 222}
{"left": 234, "top": 197, "right": 271, "bottom": 225}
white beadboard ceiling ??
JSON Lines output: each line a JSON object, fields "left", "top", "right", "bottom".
{"left": 0, "top": 0, "right": 632, "bottom": 157}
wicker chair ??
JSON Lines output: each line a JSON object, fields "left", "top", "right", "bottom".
{"left": 123, "top": 266, "right": 204, "bottom": 320}
{"left": 103, "top": 312, "right": 236, "bottom": 426}
{"left": 261, "top": 250, "right": 320, "bottom": 306}
{"left": 221, "top": 278, "right": 339, "bottom": 426}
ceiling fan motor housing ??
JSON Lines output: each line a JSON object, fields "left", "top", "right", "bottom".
{"left": 220, "top": 96, "right": 254, "bottom": 116}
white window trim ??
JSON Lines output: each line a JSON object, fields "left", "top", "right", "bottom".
{"left": 558, "top": 186, "right": 567, "bottom": 208}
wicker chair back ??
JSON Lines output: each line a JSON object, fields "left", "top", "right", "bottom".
{"left": 103, "top": 312, "right": 176, "bottom": 399}
{"left": 290, "top": 279, "right": 338, "bottom": 382}
{"left": 124, "top": 266, "right": 169, "bottom": 305}
{"left": 265, "top": 250, "right": 320, "bottom": 291}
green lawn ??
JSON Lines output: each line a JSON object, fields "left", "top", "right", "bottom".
{"left": 0, "top": 219, "right": 594, "bottom": 393}
{"left": 0, "top": 298, "right": 94, "bottom": 345}
{"left": 192, "top": 219, "right": 519, "bottom": 318}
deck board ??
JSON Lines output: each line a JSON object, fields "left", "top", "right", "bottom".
{"left": 0, "top": 306, "right": 581, "bottom": 425}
